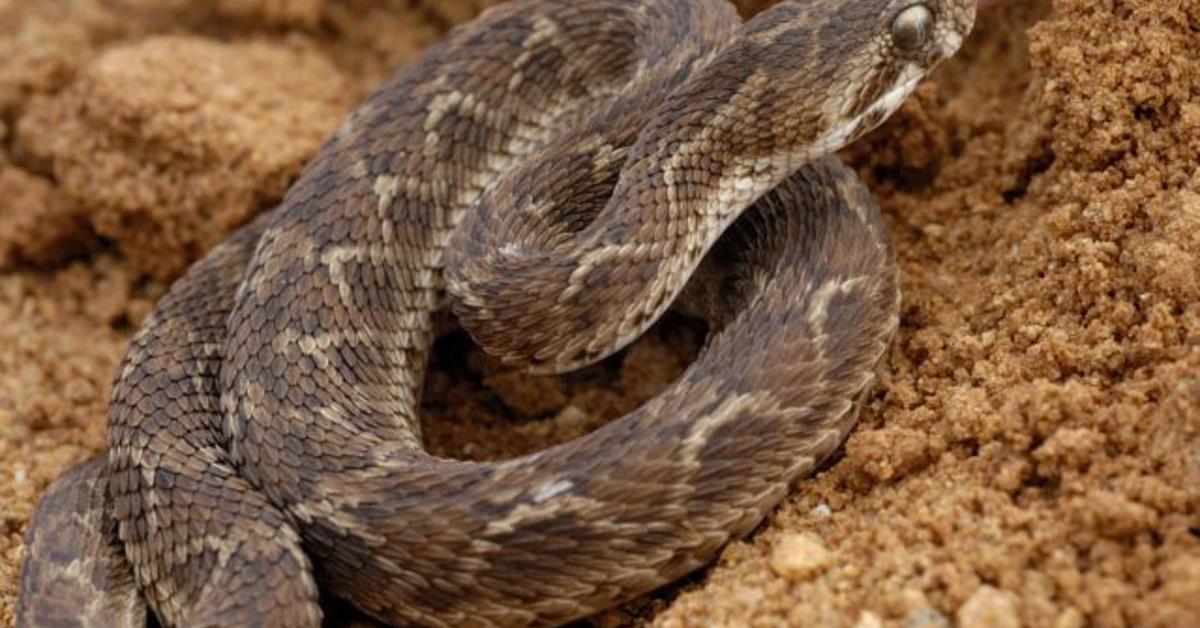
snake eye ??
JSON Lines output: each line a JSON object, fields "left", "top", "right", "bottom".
{"left": 891, "top": 4, "right": 933, "bottom": 52}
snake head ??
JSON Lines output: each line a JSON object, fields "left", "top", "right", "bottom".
{"left": 732, "top": 0, "right": 977, "bottom": 156}
{"left": 818, "top": 0, "right": 978, "bottom": 140}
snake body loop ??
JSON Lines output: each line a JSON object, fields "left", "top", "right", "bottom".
{"left": 17, "top": 1, "right": 975, "bottom": 626}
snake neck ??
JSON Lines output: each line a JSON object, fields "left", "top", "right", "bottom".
{"left": 446, "top": 0, "right": 958, "bottom": 374}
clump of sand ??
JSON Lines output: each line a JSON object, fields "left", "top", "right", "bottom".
{"left": 0, "top": 0, "right": 1196, "bottom": 626}
{"left": 16, "top": 36, "right": 352, "bottom": 277}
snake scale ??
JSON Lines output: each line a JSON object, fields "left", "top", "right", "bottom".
{"left": 17, "top": 1, "right": 975, "bottom": 625}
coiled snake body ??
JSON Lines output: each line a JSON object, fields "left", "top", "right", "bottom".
{"left": 17, "top": 1, "right": 974, "bottom": 625}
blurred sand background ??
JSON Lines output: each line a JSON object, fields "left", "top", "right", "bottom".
{"left": 0, "top": 0, "right": 1197, "bottom": 625}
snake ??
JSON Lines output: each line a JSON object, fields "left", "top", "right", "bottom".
{"left": 16, "top": 0, "right": 975, "bottom": 626}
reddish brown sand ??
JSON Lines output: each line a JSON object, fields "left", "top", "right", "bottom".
{"left": 1, "top": 0, "right": 1197, "bottom": 626}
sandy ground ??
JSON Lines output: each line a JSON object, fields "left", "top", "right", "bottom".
{"left": 1, "top": 0, "right": 1198, "bottom": 626}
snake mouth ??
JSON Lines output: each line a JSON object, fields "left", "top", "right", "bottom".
{"left": 864, "top": 65, "right": 924, "bottom": 125}
{"left": 847, "top": 67, "right": 924, "bottom": 146}
{"left": 868, "top": 66, "right": 921, "bottom": 123}
{"left": 814, "top": 63, "right": 925, "bottom": 158}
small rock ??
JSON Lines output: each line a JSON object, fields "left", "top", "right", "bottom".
{"left": 853, "top": 611, "right": 884, "bottom": 628}
{"left": 769, "top": 532, "right": 832, "bottom": 581}
{"left": 957, "top": 586, "right": 1020, "bottom": 628}
{"left": 900, "top": 588, "right": 950, "bottom": 628}
{"left": 905, "top": 606, "right": 951, "bottom": 628}
{"left": 1052, "top": 607, "right": 1084, "bottom": 628}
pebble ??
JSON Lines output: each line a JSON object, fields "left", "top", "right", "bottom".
{"left": 957, "top": 586, "right": 1020, "bottom": 628}
{"left": 769, "top": 532, "right": 833, "bottom": 581}
{"left": 905, "top": 606, "right": 951, "bottom": 628}
{"left": 853, "top": 611, "right": 884, "bottom": 628}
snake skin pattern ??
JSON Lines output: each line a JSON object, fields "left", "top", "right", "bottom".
{"left": 17, "top": 1, "right": 975, "bottom": 626}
